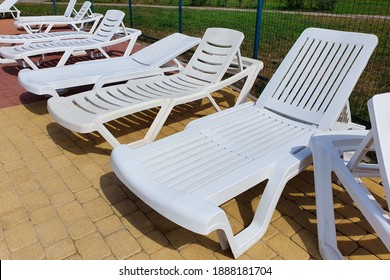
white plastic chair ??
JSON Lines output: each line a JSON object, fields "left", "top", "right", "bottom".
{"left": 47, "top": 27, "right": 263, "bottom": 148}
{"left": 14, "top": 1, "right": 101, "bottom": 34}
{"left": 18, "top": 32, "right": 201, "bottom": 97}
{"left": 310, "top": 92, "right": 390, "bottom": 260}
{"left": 0, "top": 10, "right": 141, "bottom": 69}
{"left": 0, "top": 0, "right": 20, "bottom": 19}
{"left": 109, "top": 27, "right": 378, "bottom": 258}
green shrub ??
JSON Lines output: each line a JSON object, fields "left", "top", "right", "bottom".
{"left": 282, "top": 0, "right": 304, "bottom": 9}
{"left": 316, "top": 0, "right": 337, "bottom": 11}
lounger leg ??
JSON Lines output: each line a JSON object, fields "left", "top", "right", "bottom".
{"left": 56, "top": 49, "right": 73, "bottom": 67}
{"left": 235, "top": 63, "right": 262, "bottom": 105}
{"left": 226, "top": 149, "right": 313, "bottom": 258}
{"left": 95, "top": 122, "right": 121, "bottom": 148}
{"left": 311, "top": 140, "right": 344, "bottom": 260}
{"left": 128, "top": 100, "right": 175, "bottom": 148}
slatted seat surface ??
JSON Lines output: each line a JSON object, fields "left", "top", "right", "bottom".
{"left": 0, "top": 31, "right": 91, "bottom": 44}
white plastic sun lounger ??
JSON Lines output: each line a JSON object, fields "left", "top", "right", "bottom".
{"left": 0, "top": 10, "right": 141, "bottom": 69}
{"left": 16, "top": 0, "right": 77, "bottom": 23}
{"left": 110, "top": 28, "right": 378, "bottom": 258}
{"left": 0, "top": 0, "right": 20, "bottom": 19}
{"left": 47, "top": 28, "right": 264, "bottom": 148}
{"left": 310, "top": 92, "right": 390, "bottom": 260}
{"left": 18, "top": 33, "right": 201, "bottom": 97}
{"left": 0, "top": 30, "right": 93, "bottom": 45}
{"left": 14, "top": 1, "right": 102, "bottom": 34}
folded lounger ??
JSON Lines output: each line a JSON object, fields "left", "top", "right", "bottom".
{"left": 110, "top": 27, "right": 378, "bottom": 258}
{"left": 47, "top": 27, "right": 264, "bottom": 148}
{"left": 17, "top": 32, "right": 201, "bottom": 97}
{"left": 0, "top": 10, "right": 141, "bottom": 69}
{"left": 310, "top": 92, "right": 390, "bottom": 260}
{"left": 0, "top": 0, "right": 20, "bottom": 19}
{"left": 14, "top": 1, "right": 102, "bottom": 34}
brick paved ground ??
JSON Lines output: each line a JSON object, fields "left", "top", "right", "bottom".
{"left": 0, "top": 18, "right": 389, "bottom": 260}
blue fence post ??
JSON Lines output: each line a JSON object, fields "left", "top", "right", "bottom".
{"left": 128, "top": 0, "right": 133, "bottom": 28}
{"left": 178, "top": 0, "right": 183, "bottom": 33}
{"left": 90, "top": 0, "right": 94, "bottom": 13}
{"left": 52, "top": 0, "right": 57, "bottom": 15}
{"left": 253, "top": 0, "right": 263, "bottom": 59}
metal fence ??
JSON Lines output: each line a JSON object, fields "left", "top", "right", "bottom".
{"left": 19, "top": 0, "right": 390, "bottom": 123}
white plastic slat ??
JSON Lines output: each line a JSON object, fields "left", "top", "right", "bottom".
{"left": 279, "top": 38, "right": 322, "bottom": 103}
{"left": 285, "top": 39, "right": 326, "bottom": 106}
{"left": 271, "top": 37, "right": 315, "bottom": 101}
{"left": 318, "top": 44, "right": 363, "bottom": 113}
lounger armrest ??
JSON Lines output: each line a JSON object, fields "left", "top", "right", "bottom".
{"left": 205, "top": 57, "right": 263, "bottom": 105}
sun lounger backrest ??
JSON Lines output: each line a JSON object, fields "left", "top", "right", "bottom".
{"left": 91, "top": 9, "right": 125, "bottom": 42}
{"left": 64, "top": 0, "right": 77, "bottom": 17}
{"left": 0, "top": 0, "right": 18, "bottom": 10}
{"left": 73, "top": 1, "right": 91, "bottom": 21}
{"left": 131, "top": 33, "right": 201, "bottom": 67}
{"left": 182, "top": 28, "right": 244, "bottom": 84}
{"left": 256, "top": 28, "right": 378, "bottom": 130}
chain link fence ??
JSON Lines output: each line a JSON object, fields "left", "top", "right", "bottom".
{"left": 12, "top": 0, "right": 390, "bottom": 123}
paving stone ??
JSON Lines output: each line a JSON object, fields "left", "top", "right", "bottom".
{"left": 5, "top": 222, "right": 38, "bottom": 252}
{"left": 291, "top": 229, "right": 321, "bottom": 260}
{"left": 0, "top": 241, "right": 11, "bottom": 259}
{"left": 245, "top": 241, "right": 277, "bottom": 260}
{"left": 99, "top": 184, "right": 128, "bottom": 205}
{"left": 126, "top": 251, "right": 150, "bottom": 260}
{"left": 166, "top": 227, "right": 196, "bottom": 250}
{"left": 95, "top": 215, "right": 125, "bottom": 237}
{"left": 63, "top": 172, "right": 91, "bottom": 192}
{"left": 147, "top": 211, "right": 179, "bottom": 235}
{"left": 267, "top": 233, "right": 310, "bottom": 260}
{"left": 49, "top": 154, "right": 73, "bottom": 170}
{"left": 112, "top": 198, "right": 138, "bottom": 217}
{"left": 137, "top": 230, "right": 169, "bottom": 254}
{"left": 0, "top": 149, "right": 21, "bottom": 164}
{"left": 50, "top": 190, "right": 75, "bottom": 207}
{"left": 150, "top": 246, "right": 184, "bottom": 260}
{"left": 75, "top": 187, "right": 100, "bottom": 204}
{"left": 0, "top": 191, "right": 24, "bottom": 215}
{"left": 179, "top": 243, "right": 217, "bottom": 260}
{"left": 106, "top": 230, "right": 141, "bottom": 259}
{"left": 57, "top": 201, "right": 88, "bottom": 225}
{"left": 21, "top": 189, "right": 50, "bottom": 212}
{"left": 12, "top": 242, "right": 45, "bottom": 260}
{"left": 349, "top": 247, "right": 380, "bottom": 260}
{"left": 75, "top": 232, "right": 111, "bottom": 260}
{"left": 30, "top": 206, "right": 58, "bottom": 225}
{"left": 45, "top": 238, "right": 77, "bottom": 260}
{"left": 83, "top": 197, "right": 113, "bottom": 222}
{"left": 121, "top": 210, "right": 155, "bottom": 239}
{"left": 271, "top": 216, "right": 302, "bottom": 237}
{"left": 1, "top": 209, "right": 29, "bottom": 230}
{"left": 35, "top": 217, "right": 68, "bottom": 247}
{"left": 66, "top": 219, "right": 96, "bottom": 240}
{"left": 3, "top": 159, "right": 26, "bottom": 172}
